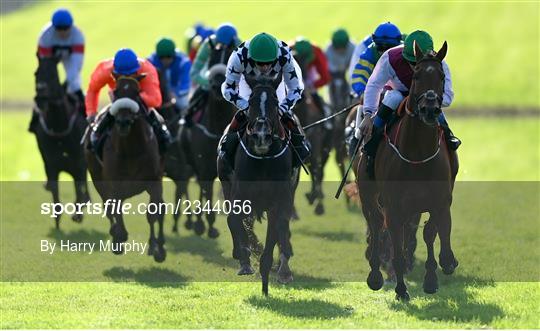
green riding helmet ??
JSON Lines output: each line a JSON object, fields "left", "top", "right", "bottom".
{"left": 331, "top": 28, "right": 350, "bottom": 48}
{"left": 248, "top": 32, "right": 279, "bottom": 62}
{"left": 402, "top": 30, "right": 433, "bottom": 62}
{"left": 294, "top": 37, "right": 314, "bottom": 63}
{"left": 156, "top": 37, "right": 176, "bottom": 58}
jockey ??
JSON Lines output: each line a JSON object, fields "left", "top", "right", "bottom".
{"left": 219, "top": 32, "right": 310, "bottom": 166}
{"left": 291, "top": 37, "right": 332, "bottom": 129}
{"left": 148, "top": 37, "right": 192, "bottom": 112}
{"left": 348, "top": 34, "right": 372, "bottom": 79}
{"left": 354, "top": 30, "right": 460, "bottom": 172}
{"left": 29, "top": 8, "right": 85, "bottom": 132}
{"left": 325, "top": 28, "right": 355, "bottom": 80}
{"left": 186, "top": 23, "right": 240, "bottom": 125}
{"left": 85, "top": 48, "right": 171, "bottom": 153}
{"left": 185, "top": 23, "right": 215, "bottom": 61}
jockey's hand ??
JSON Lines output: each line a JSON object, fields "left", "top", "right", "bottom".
{"left": 359, "top": 114, "right": 374, "bottom": 137}
{"left": 87, "top": 114, "right": 96, "bottom": 125}
{"left": 280, "top": 111, "right": 295, "bottom": 130}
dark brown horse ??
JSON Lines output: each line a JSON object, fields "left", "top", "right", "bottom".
{"left": 294, "top": 58, "right": 332, "bottom": 215}
{"left": 84, "top": 76, "right": 166, "bottom": 262}
{"left": 156, "top": 69, "right": 195, "bottom": 233}
{"left": 217, "top": 79, "right": 295, "bottom": 295}
{"left": 182, "top": 43, "right": 235, "bottom": 238}
{"left": 32, "top": 56, "right": 90, "bottom": 229}
{"left": 357, "top": 41, "right": 459, "bottom": 300}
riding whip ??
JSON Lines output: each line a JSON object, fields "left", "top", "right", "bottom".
{"left": 335, "top": 135, "right": 364, "bottom": 199}
{"left": 302, "top": 101, "right": 361, "bottom": 131}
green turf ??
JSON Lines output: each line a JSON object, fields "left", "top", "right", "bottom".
{"left": 1, "top": 1, "right": 539, "bottom": 108}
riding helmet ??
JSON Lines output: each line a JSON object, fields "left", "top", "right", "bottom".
{"left": 402, "top": 30, "right": 434, "bottom": 62}
{"left": 215, "top": 23, "right": 238, "bottom": 46}
{"left": 372, "top": 22, "right": 402, "bottom": 47}
{"left": 156, "top": 38, "right": 176, "bottom": 57}
{"left": 248, "top": 33, "right": 279, "bottom": 63}
{"left": 331, "top": 28, "right": 350, "bottom": 48}
{"left": 113, "top": 48, "right": 141, "bottom": 75}
{"left": 51, "top": 8, "right": 73, "bottom": 29}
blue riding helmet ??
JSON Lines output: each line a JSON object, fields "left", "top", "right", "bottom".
{"left": 51, "top": 9, "right": 73, "bottom": 28}
{"left": 215, "top": 23, "right": 237, "bottom": 45}
{"left": 113, "top": 48, "right": 140, "bottom": 75}
{"left": 372, "top": 22, "right": 402, "bottom": 46}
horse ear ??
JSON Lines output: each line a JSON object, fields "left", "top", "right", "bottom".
{"left": 436, "top": 41, "right": 448, "bottom": 61}
{"left": 414, "top": 40, "right": 424, "bottom": 63}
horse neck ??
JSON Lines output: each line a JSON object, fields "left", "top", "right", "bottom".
{"left": 205, "top": 95, "right": 233, "bottom": 132}
{"left": 113, "top": 118, "right": 154, "bottom": 155}
{"left": 45, "top": 98, "right": 71, "bottom": 130}
{"left": 396, "top": 115, "right": 440, "bottom": 160}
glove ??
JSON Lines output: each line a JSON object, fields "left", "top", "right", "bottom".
{"left": 236, "top": 99, "right": 249, "bottom": 111}
{"left": 280, "top": 111, "right": 295, "bottom": 129}
{"left": 87, "top": 114, "right": 96, "bottom": 125}
{"left": 348, "top": 136, "right": 359, "bottom": 157}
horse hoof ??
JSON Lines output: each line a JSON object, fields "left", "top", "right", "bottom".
{"left": 367, "top": 270, "right": 384, "bottom": 291}
{"left": 278, "top": 272, "right": 293, "bottom": 284}
{"left": 153, "top": 247, "right": 167, "bottom": 263}
{"left": 441, "top": 258, "right": 459, "bottom": 275}
{"left": 207, "top": 227, "right": 220, "bottom": 239}
{"left": 112, "top": 245, "right": 123, "bottom": 255}
{"left": 314, "top": 203, "right": 325, "bottom": 215}
{"left": 395, "top": 291, "right": 410, "bottom": 301}
{"left": 194, "top": 220, "right": 205, "bottom": 236}
{"left": 262, "top": 283, "right": 269, "bottom": 296}
{"left": 237, "top": 263, "right": 255, "bottom": 275}
{"left": 305, "top": 192, "right": 315, "bottom": 205}
{"left": 184, "top": 219, "right": 193, "bottom": 230}
{"left": 71, "top": 214, "right": 83, "bottom": 223}
{"left": 172, "top": 225, "right": 178, "bottom": 234}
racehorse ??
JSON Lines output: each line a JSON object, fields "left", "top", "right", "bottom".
{"left": 328, "top": 70, "right": 352, "bottom": 204}
{"left": 156, "top": 69, "right": 195, "bottom": 233}
{"left": 293, "top": 58, "right": 332, "bottom": 215}
{"left": 357, "top": 41, "right": 459, "bottom": 300}
{"left": 31, "top": 55, "right": 89, "bottom": 229}
{"left": 84, "top": 76, "right": 166, "bottom": 262}
{"left": 218, "top": 78, "right": 296, "bottom": 295}
{"left": 182, "top": 42, "right": 235, "bottom": 238}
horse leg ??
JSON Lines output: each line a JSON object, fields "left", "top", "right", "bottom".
{"left": 203, "top": 181, "right": 219, "bottom": 239}
{"left": 276, "top": 217, "right": 293, "bottom": 285}
{"left": 436, "top": 208, "right": 459, "bottom": 275}
{"left": 110, "top": 202, "right": 128, "bottom": 255}
{"left": 423, "top": 217, "right": 439, "bottom": 294}
{"left": 227, "top": 212, "right": 254, "bottom": 275}
{"left": 71, "top": 177, "right": 88, "bottom": 223}
{"left": 260, "top": 217, "right": 278, "bottom": 296}
{"left": 151, "top": 193, "right": 167, "bottom": 263}
{"left": 193, "top": 183, "right": 206, "bottom": 236}
{"left": 182, "top": 181, "right": 194, "bottom": 230}
{"left": 405, "top": 213, "right": 421, "bottom": 273}
{"left": 314, "top": 170, "right": 325, "bottom": 215}
{"left": 364, "top": 204, "right": 384, "bottom": 291}
{"left": 172, "top": 181, "right": 181, "bottom": 233}
{"left": 388, "top": 216, "right": 410, "bottom": 301}
{"left": 335, "top": 145, "right": 349, "bottom": 207}
{"left": 45, "top": 167, "right": 61, "bottom": 229}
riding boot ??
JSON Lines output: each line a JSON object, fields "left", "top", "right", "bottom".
{"left": 185, "top": 87, "right": 209, "bottom": 127}
{"left": 28, "top": 111, "right": 39, "bottom": 133}
{"left": 74, "top": 89, "right": 87, "bottom": 118}
{"left": 147, "top": 110, "right": 173, "bottom": 154}
{"left": 90, "top": 112, "right": 114, "bottom": 154}
{"left": 311, "top": 92, "right": 333, "bottom": 130}
{"left": 439, "top": 118, "right": 461, "bottom": 150}
{"left": 289, "top": 125, "right": 311, "bottom": 166}
{"left": 219, "top": 110, "right": 247, "bottom": 168}
{"left": 362, "top": 104, "right": 394, "bottom": 178}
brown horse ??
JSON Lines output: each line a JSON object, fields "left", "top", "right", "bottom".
{"left": 84, "top": 76, "right": 166, "bottom": 262}
{"left": 181, "top": 42, "right": 235, "bottom": 238}
{"left": 357, "top": 41, "right": 459, "bottom": 300}
{"left": 32, "top": 56, "right": 90, "bottom": 229}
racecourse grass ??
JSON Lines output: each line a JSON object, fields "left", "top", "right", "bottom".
{"left": 1, "top": 110, "right": 539, "bottom": 328}
{"left": 1, "top": 1, "right": 539, "bottom": 108}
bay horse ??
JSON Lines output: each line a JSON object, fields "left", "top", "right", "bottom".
{"left": 328, "top": 70, "right": 351, "bottom": 204}
{"left": 217, "top": 78, "right": 295, "bottom": 296}
{"left": 156, "top": 69, "right": 195, "bottom": 233}
{"left": 84, "top": 76, "right": 166, "bottom": 262}
{"left": 182, "top": 42, "right": 235, "bottom": 238}
{"left": 294, "top": 57, "right": 332, "bottom": 215}
{"left": 357, "top": 41, "right": 459, "bottom": 300}
{"left": 32, "top": 55, "right": 90, "bottom": 229}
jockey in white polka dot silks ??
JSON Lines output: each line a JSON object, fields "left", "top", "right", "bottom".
{"left": 219, "top": 32, "right": 310, "bottom": 166}
{"left": 355, "top": 30, "right": 461, "bottom": 173}
{"left": 29, "top": 8, "right": 86, "bottom": 132}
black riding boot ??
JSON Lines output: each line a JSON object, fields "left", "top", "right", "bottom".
{"left": 147, "top": 110, "right": 173, "bottom": 154}
{"left": 218, "top": 110, "right": 247, "bottom": 168}
{"left": 74, "top": 89, "right": 87, "bottom": 118}
{"left": 439, "top": 118, "right": 461, "bottom": 150}
{"left": 362, "top": 104, "right": 394, "bottom": 178}
{"left": 90, "top": 112, "right": 115, "bottom": 154}
{"left": 185, "top": 87, "right": 209, "bottom": 127}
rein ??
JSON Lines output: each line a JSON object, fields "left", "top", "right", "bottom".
{"left": 237, "top": 131, "right": 290, "bottom": 160}
{"left": 33, "top": 101, "right": 77, "bottom": 138}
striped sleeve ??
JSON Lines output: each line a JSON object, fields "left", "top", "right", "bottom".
{"left": 350, "top": 52, "right": 375, "bottom": 96}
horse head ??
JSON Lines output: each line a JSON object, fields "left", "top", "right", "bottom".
{"left": 110, "top": 75, "right": 144, "bottom": 136}
{"left": 408, "top": 41, "right": 448, "bottom": 126}
{"left": 207, "top": 63, "right": 227, "bottom": 99}
{"left": 34, "top": 55, "right": 64, "bottom": 112}
{"left": 246, "top": 78, "right": 280, "bottom": 155}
